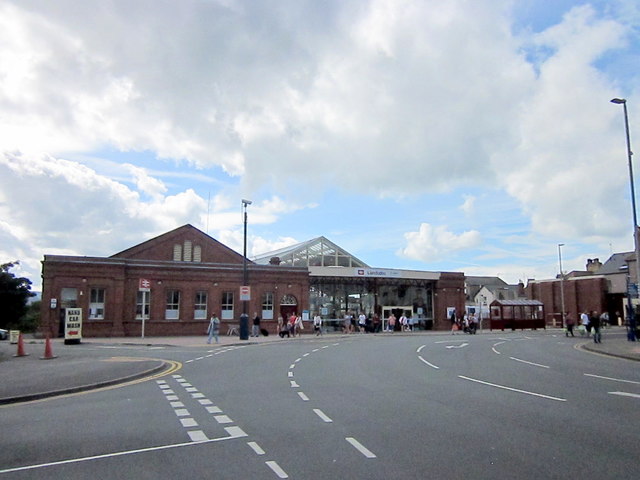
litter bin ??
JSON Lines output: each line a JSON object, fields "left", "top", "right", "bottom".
{"left": 239, "top": 313, "right": 249, "bottom": 340}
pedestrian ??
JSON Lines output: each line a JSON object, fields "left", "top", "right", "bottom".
{"left": 372, "top": 313, "right": 381, "bottom": 333}
{"left": 252, "top": 312, "right": 261, "bottom": 337}
{"left": 564, "top": 312, "right": 575, "bottom": 337}
{"left": 295, "top": 315, "right": 304, "bottom": 337}
{"left": 313, "top": 313, "right": 323, "bottom": 336}
{"left": 590, "top": 310, "right": 602, "bottom": 343}
{"left": 288, "top": 313, "right": 297, "bottom": 337}
{"left": 358, "top": 312, "right": 367, "bottom": 333}
{"left": 207, "top": 313, "right": 220, "bottom": 344}
{"left": 343, "top": 312, "right": 352, "bottom": 334}
{"left": 450, "top": 310, "right": 457, "bottom": 335}
{"left": 277, "top": 314, "right": 284, "bottom": 335}
{"left": 387, "top": 313, "right": 396, "bottom": 332}
{"left": 580, "top": 311, "right": 590, "bottom": 337}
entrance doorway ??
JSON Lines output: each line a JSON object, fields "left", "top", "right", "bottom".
{"left": 382, "top": 305, "right": 413, "bottom": 331}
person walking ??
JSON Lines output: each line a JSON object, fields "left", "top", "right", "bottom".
{"left": 590, "top": 310, "right": 602, "bottom": 343}
{"left": 450, "top": 310, "right": 458, "bottom": 335}
{"left": 207, "top": 313, "right": 220, "bottom": 344}
{"left": 564, "top": 312, "right": 575, "bottom": 337}
{"left": 252, "top": 312, "right": 261, "bottom": 337}
{"left": 580, "top": 311, "right": 590, "bottom": 337}
{"left": 313, "top": 313, "right": 323, "bottom": 336}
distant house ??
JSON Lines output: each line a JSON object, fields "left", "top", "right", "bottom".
{"left": 464, "top": 276, "right": 525, "bottom": 320}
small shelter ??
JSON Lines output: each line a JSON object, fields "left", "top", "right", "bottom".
{"left": 489, "top": 299, "right": 545, "bottom": 331}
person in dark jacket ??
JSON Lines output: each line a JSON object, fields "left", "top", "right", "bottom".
{"left": 590, "top": 311, "right": 601, "bottom": 343}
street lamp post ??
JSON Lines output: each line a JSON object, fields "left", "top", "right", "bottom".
{"left": 239, "top": 199, "right": 252, "bottom": 340}
{"left": 611, "top": 98, "right": 639, "bottom": 339}
{"left": 558, "top": 243, "right": 566, "bottom": 329}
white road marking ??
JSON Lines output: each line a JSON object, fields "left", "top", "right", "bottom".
{"left": 174, "top": 409, "right": 190, "bottom": 417}
{"left": 492, "top": 341, "right": 506, "bottom": 355}
{"left": 180, "top": 418, "right": 198, "bottom": 427}
{"left": 313, "top": 409, "right": 333, "bottom": 422}
{"left": 170, "top": 401, "right": 185, "bottom": 408}
{"left": 346, "top": 437, "right": 377, "bottom": 458}
{"left": 185, "top": 387, "right": 198, "bottom": 392}
{"left": 214, "top": 415, "right": 233, "bottom": 424}
{"left": 224, "top": 426, "right": 247, "bottom": 438}
{"left": 188, "top": 431, "right": 208, "bottom": 442}
{"left": 584, "top": 373, "right": 640, "bottom": 385}
{"left": 0, "top": 435, "right": 247, "bottom": 474}
{"left": 445, "top": 343, "right": 469, "bottom": 349}
{"left": 288, "top": 371, "right": 294, "bottom": 378}
{"left": 417, "top": 355, "right": 439, "bottom": 370}
{"left": 608, "top": 391, "right": 640, "bottom": 399}
{"left": 248, "top": 442, "right": 265, "bottom": 455}
{"left": 162, "top": 389, "right": 175, "bottom": 395}
{"left": 458, "top": 375, "right": 566, "bottom": 402}
{"left": 198, "top": 399, "right": 213, "bottom": 405}
{"left": 303, "top": 353, "right": 310, "bottom": 357}
{"left": 290, "top": 381, "right": 299, "bottom": 388}
{"left": 417, "top": 345, "right": 425, "bottom": 353}
{"left": 289, "top": 364, "right": 296, "bottom": 369}
{"left": 509, "top": 357, "right": 550, "bottom": 369}
{"left": 192, "top": 393, "right": 205, "bottom": 399}
{"left": 206, "top": 406, "right": 223, "bottom": 414}
{"left": 266, "top": 460, "right": 289, "bottom": 478}
{"left": 166, "top": 395, "right": 179, "bottom": 401}
{"left": 298, "top": 392, "right": 309, "bottom": 401}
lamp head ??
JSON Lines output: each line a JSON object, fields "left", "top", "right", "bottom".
{"left": 611, "top": 98, "right": 626, "bottom": 104}
{"left": 241, "top": 199, "right": 252, "bottom": 206}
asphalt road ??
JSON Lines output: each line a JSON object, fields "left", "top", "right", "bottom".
{"left": 1, "top": 332, "right": 638, "bottom": 479}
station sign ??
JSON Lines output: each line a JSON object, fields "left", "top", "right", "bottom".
{"left": 139, "top": 278, "right": 151, "bottom": 292}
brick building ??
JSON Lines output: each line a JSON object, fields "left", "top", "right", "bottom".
{"left": 40, "top": 225, "right": 309, "bottom": 338}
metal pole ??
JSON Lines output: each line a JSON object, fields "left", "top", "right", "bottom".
{"left": 612, "top": 98, "right": 640, "bottom": 333}
{"left": 558, "top": 243, "right": 566, "bottom": 329}
{"left": 240, "top": 199, "right": 252, "bottom": 340}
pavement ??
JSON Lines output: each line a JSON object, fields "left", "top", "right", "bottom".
{"left": 0, "top": 328, "right": 638, "bottom": 406}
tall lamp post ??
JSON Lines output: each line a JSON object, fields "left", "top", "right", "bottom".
{"left": 239, "top": 199, "right": 252, "bottom": 340}
{"left": 558, "top": 243, "right": 566, "bottom": 329}
{"left": 611, "top": 98, "right": 639, "bottom": 339}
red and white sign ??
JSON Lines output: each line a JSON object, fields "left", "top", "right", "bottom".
{"left": 240, "top": 285, "right": 251, "bottom": 301}
{"left": 139, "top": 278, "right": 151, "bottom": 291}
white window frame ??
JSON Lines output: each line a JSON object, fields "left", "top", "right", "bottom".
{"left": 262, "top": 292, "right": 274, "bottom": 320}
{"left": 89, "top": 288, "right": 105, "bottom": 319}
{"left": 194, "top": 291, "right": 207, "bottom": 320}
{"left": 165, "top": 290, "right": 180, "bottom": 320}
{"left": 221, "top": 291, "right": 234, "bottom": 320}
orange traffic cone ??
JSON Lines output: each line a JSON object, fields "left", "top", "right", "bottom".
{"left": 40, "top": 336, "right": 57, "bottom": 360}
{"left": 14, "top": 333, "right": 29, "bottom": 357}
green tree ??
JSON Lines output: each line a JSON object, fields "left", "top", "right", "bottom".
{"left": 0, "top": 261, "right": 36, "bottom": 330}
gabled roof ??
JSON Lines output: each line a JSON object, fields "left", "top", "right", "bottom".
{"left": 596, "top": 251, "right": 633, "bottom": 275}
{"left": 252, "top": 236, "right": 369, "bottom": 268}
{"left": 110, "top": 224, "right": 246, "bottom": 264}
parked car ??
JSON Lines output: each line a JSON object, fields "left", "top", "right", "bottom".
{"left": 0, "top": 328, "right": 8, "bottom": 340}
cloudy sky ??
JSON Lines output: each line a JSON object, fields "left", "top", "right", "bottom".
{"left": 1, "top": 0, "right": 639, "bottom": 291}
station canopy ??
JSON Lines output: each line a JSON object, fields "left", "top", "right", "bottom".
{"left": 252, "top": 236, "right": 369, "bottom": 269}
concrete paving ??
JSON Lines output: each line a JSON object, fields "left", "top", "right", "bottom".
{"left": 0, "top": 328, "right": 637, "bottom": 406}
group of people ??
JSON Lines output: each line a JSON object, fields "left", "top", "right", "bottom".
{"left": 563, "top": 311, "right": 605, "bottom": 343}
{"left": 449, "top": 310, "right": 479, "bottom": 335}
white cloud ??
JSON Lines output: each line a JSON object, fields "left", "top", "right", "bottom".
{"left": 0, "top": 0, "right": 638, "bottom": 288}
{"left": 399, "top": 223, "right": 482, "bottom": 262}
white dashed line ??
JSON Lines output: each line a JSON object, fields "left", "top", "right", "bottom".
{"left": 609, "top": 391, "right": 640, "bottom": 399}
{"left": 174, "top": 409, "right": 190, "bottom": 417}
{"left": 180, "top": 418, "right": 198, "bottom": 427}
{"left": 206, "top": 406, "right": 223, "bottom": 414}
{"left": 247, "top": 442, "right": 265, "bottom": 455}
{"left": 346, "top": 437, "right": 377, "bottom": 458}
{"left": 266, "top": 461, "right": 289, "bottom": 478}
{"left": 214, "top": 415, "right": 233, "bottom": 424}
{"left": 188, "top": 431, "right": 208, "bottom": 442}
{"left": 290, "top": 381, "right": 299, "bottom": 388}
{"left": 313, "top": 409, "right": 333, "bottom": 423}
{"left": 417, "top": 355, "right": 439, "bottom": 369}
{"left": 459, "top": 375, "right": 566, "bottom": 402}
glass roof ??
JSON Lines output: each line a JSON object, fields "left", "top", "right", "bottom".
{"left": 252, "top": 236, "right": 369, "bottom": 268}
